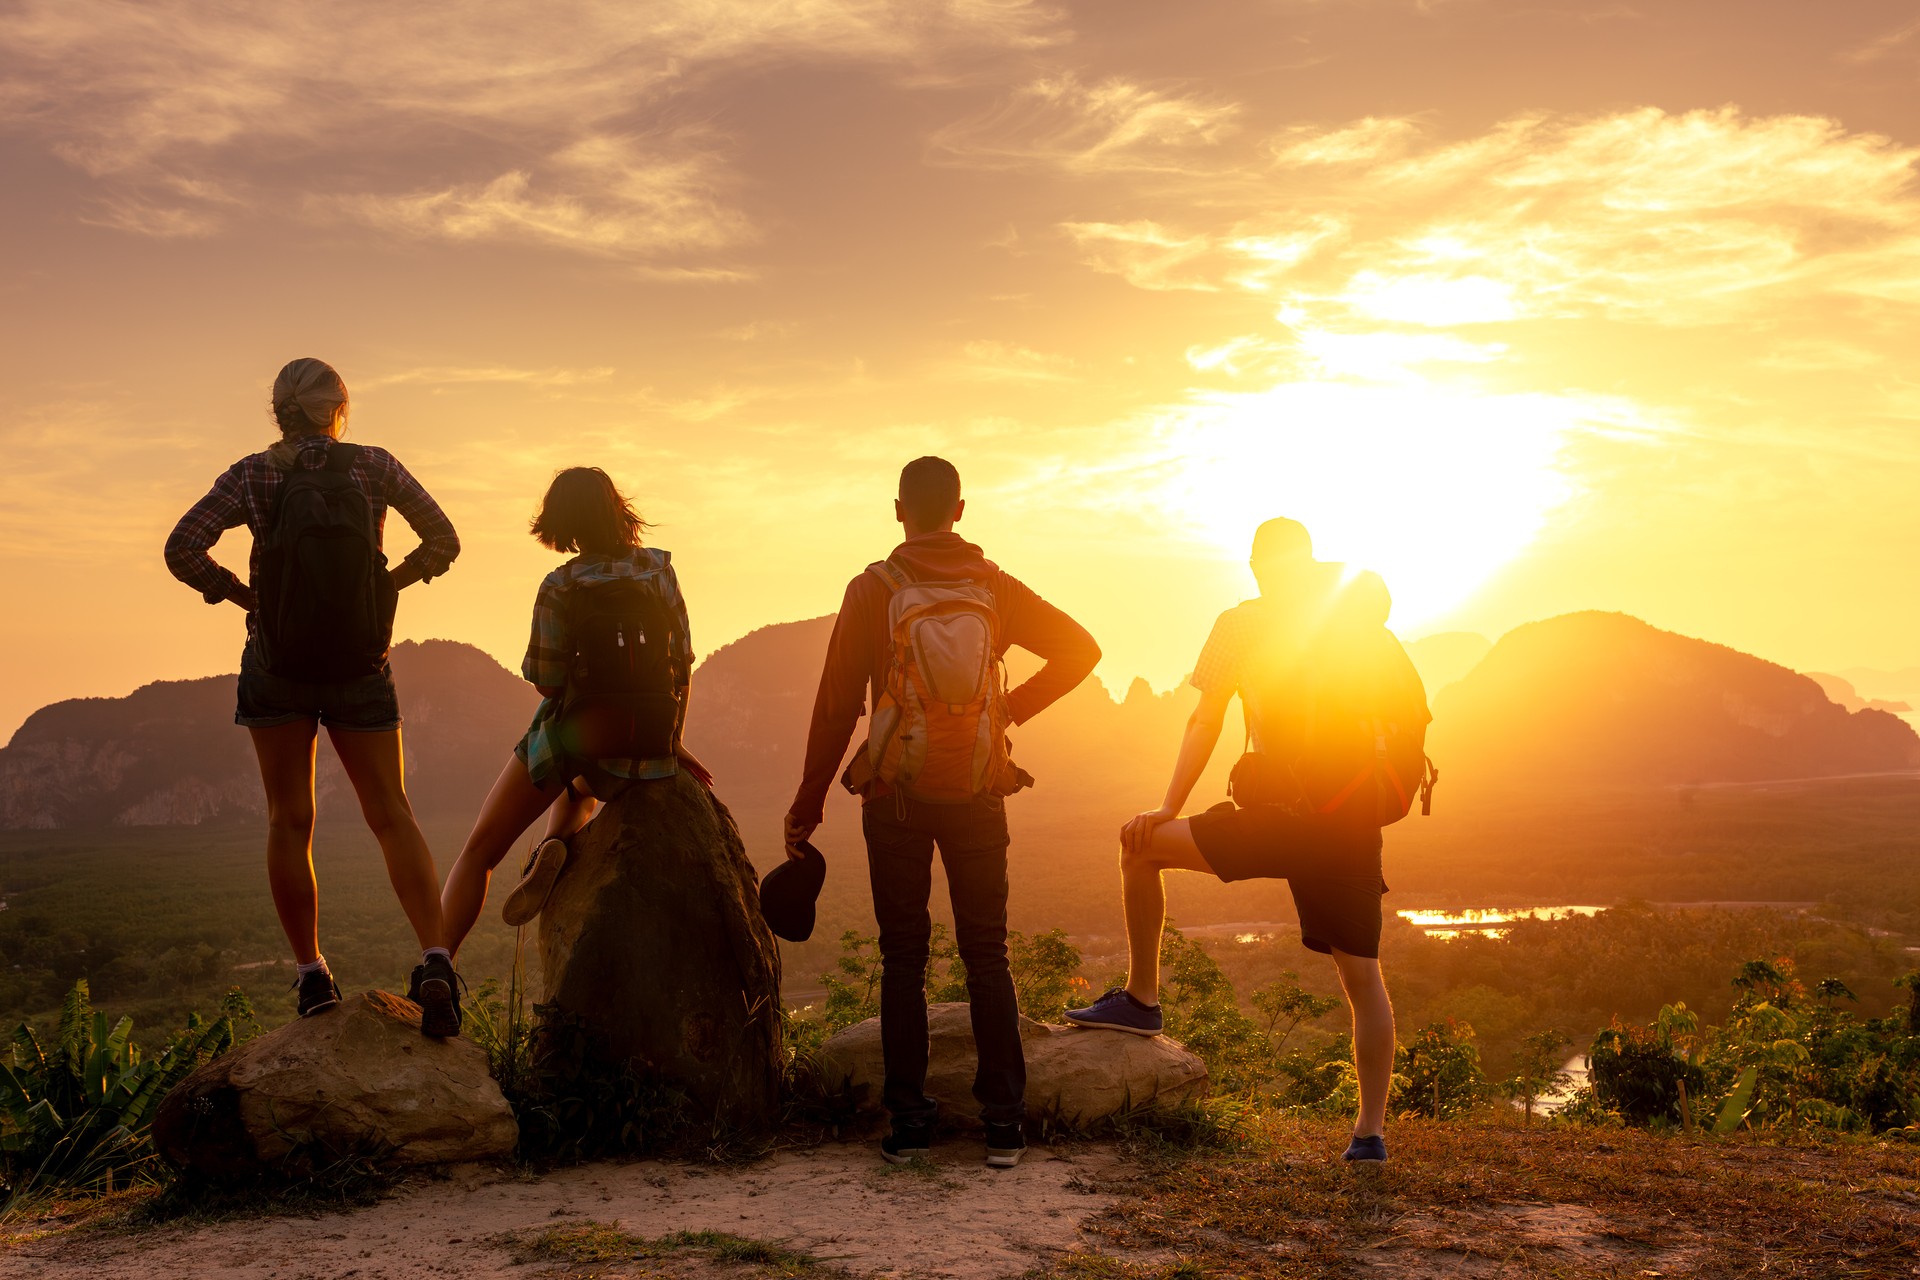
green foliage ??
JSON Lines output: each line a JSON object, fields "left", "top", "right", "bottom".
{"left": 1391, "top": 1020, "right": 1488, "bottom": 1118}
{"left": 0, "top": 980, "right": 253, "bottom": 1215}
{"left": 1584, "top": 1002, "right": 1708, "bottom": 1127}
{"left": 1500, "top": 1028, "right": 1573, "bottom": 1122}
{"left": 1713, "top": 1066, "right": 1759, "bottom": 1135}
{"left": 505, "top": 1003, "right": 693, "bottom": 1163}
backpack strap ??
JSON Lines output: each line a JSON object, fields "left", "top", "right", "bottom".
{"left": 865, "top": 559, "right": 912, "bottom": 594}
{"left": 324, "top": 442, "right": 361, "bottom": 473}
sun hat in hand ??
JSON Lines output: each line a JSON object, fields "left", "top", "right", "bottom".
{"left": 759, "top": 841, "right": 826, "bottom": 942}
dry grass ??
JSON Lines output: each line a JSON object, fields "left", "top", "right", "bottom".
{"left": 502, "top": 1220, "right": 839, "bottom": 1278}
{"left": 1038, "top": 1112, "right": 1920, "bottom": 1279}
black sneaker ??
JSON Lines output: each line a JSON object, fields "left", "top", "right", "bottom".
{"left": 294, "top": 968, "right": 341, "bottom": 1018}
{"left": 1343, "top": 1134, "right": 1387, "bottom": 1164}
{"left": 880, "top": 1122, "right": 934, "bottom": 1166}
{"left": 414, "top": 954, "right": 462, "bottom": 1039}
{"left": 984, "top": 1120, "right": 1026, "bottom": 1169}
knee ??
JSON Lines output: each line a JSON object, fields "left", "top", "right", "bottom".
{"left": 361, "top": 793, "right": 417, "bottom": 838}
{"left": 1120, "top": 841, "right": 1161, "bottom": 874}
{"left": 266, "top": 802, "right": 315, "bottom": 838}
{"left": 957, "top": 936, "right": 1010, "bottom": 978}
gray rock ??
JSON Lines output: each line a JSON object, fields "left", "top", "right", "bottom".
{"left": 537, "top": 770, "right": 783, "bottom": 1130}
{"left": 153, "top": 990, "right": 517, "bottom": 1179}
{"left": 818, "top": 1002, "right": 1208, "bottom": 1128}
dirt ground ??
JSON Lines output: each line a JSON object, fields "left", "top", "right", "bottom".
{"left": 2, "top": 1140, "right": 1126, "bottom": 1280}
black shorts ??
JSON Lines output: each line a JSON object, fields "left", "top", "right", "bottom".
{"left": 234, "top": 640, "right": 401, "bottom": 732}
{"left": 1187, "top": 802, "right": 1387, "bottom": 959}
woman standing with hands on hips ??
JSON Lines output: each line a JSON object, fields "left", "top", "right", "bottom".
{"left": 164, "top": 358, "right": 464, "bottom": 1036}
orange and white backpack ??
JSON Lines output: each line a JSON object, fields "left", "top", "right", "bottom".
{"left": 862, "top": 559, "right": 1026, "bottom": 803}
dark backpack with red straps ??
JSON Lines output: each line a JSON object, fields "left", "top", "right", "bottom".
{"left": 254, "top": 444, "right": 397, "bottom": 682}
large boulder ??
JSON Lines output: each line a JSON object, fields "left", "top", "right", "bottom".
{"left": 537, "top": 770, "right": 783, "bottom": 1130}
{"left": 153, "top": 991, "right": 516, "bottom": 1179}
{"left": 819, "top": 1002, "right": 1208, "bottom": 1128}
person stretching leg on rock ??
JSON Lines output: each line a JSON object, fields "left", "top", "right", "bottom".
{"left": 1065, "top": 518, "right": 1434, "bottom": 1165}
{"left": 439, "top": 468, "right": 714, "bottom": 983}
{"left": 785, "top": 456, "right": 1100, "bottom": 1169}
{"left": 164, "top": 358, "right": 463, "bottom": 1036}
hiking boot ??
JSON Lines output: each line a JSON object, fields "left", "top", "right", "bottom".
{"left": 1343, "top": 1134, "right": 1387, "bottom": 1164}
{"left": 1064, "top": 987, "right": 1163, "bottom": 1036}
{"left": 294, "top": 968, "right": 341, "bottom": 1018}
{"left": 984, "top": 1120, "right": 1026, "bottom": 1169}
{"left": 502, "top": 836, "right": 570, "bottom": 926}
{"left": 414, "top": 953, "right": 463, "bottom": 1039}
{"left": 880, "top": 1122, "right": 934, "bottom": 1166}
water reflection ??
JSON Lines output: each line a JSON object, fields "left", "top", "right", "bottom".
{"left": 1397, "top": 906, "right": 1606, "bottom": 940}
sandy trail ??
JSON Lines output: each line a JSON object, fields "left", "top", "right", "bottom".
{"left": 6, "top": 1141, "right": 1127, "bottom": 1280}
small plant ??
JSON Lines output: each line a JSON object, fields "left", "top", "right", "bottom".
{"left": 0, "top": 980, "right": 253, "bottom": 1216}
{"left": 1501, "top": 1028, "right": 1574, "bottom": 1122}
{"left": 1391, "top": 1020, "right": 1488, "bottom": 1118}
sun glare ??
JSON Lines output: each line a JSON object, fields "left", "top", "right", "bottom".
{"left": 1165, "top": 380, "right": 1579, "bottom": 629}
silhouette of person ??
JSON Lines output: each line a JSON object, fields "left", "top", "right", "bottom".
{"left": 163, "top": 357, "right": 463, "bottom": 1036}
{"left": 1066, "top": 517, "right": 1425, "bottom": 1165}
{"left": 785, "top": 456, "right": 1100, "bottom": 1168}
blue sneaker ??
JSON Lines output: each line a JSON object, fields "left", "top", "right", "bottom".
{"left": 1343, "top": 1134, "right": 1387, "bottom": 1163}
{"left": 1064, "top": 987, "right": 1163, "bottom": 1036}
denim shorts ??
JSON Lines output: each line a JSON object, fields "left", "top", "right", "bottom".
{"left": 234, "top": 640, "right": 402, "bottom": 732}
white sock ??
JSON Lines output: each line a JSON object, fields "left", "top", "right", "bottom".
{"left": 296, "top": 956, "right": 329, "bottom": 978}
{"left": 423, "top": 947, "right": 451, "bottom": 965}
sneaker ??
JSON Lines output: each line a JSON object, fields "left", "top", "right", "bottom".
{"left": 1064, "top": 987, "right": 1163, "bottom": 1036}
{"left": 880, "top": 1122, "right": 934, "bottom": 1166}
{"left": 294, "top": 968, "right": 340, "bottom": 1018}
{"left": 984, "top": 1120, "right": 1026, "bottom": 1169}
{"left": 414, "top": 953, "right": 463, "bottom": 1039}
{"left": 501, "top": 837, "right": 570, "bottom": 926}
{"left": 1343, "top": 1134, "right": 1387, "bottom": 1164}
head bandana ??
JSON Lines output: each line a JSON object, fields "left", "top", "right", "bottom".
{"left": 271, "top": 358, "right": 349, "bottom": 432}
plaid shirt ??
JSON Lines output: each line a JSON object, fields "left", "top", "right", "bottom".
{"left": 517, "top": 547, "right": 692, "bottom": 786}
{"left": 163, "top": 435, "right": 460, "bottom": 605}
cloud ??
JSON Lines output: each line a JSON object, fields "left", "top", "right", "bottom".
{"left": 931, "top": 73, "right": 1238, "bottom": 173}
{"left": 949, "top": 340, "right": 1077, "bottom": 382}
{"left": 0, "top": 0, "right": 1065, "bottom": 254}
{"left": 364, "top": 366, "right": 617, "bottom": 389}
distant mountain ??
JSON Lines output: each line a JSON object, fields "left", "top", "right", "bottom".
{"left": 1805, "top": 673, "right": 1913, "bottom": 716}
{"left": 1405, "top": 631, "right": 1491, "bottom": 699}
{"left": 1429, "top": 613, "right": 1920, "bottom": 794}
{"left": 0, "top": 641, "right": 537, "bottom": 829}
{"left": 8, "top": 611, "right": 1914, "bottom": 828}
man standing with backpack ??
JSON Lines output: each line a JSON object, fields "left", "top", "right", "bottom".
{"left": 785, "top": 457, "right": 1100, "bottom": 1168}
{"left": 1064, "top": 518, "right": 1434, "bottom": 1165}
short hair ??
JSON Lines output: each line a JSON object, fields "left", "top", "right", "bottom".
{"left": 898, "top": 456, "right": 962, "bottom": 526}
{"left": 530, "top": 467, "right": 649, "bottom": 555}
{"left": 1250, "top": 517, "right": 1313, "bottom": 569}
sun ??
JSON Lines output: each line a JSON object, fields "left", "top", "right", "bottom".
{"left": 1163, "top": 379, "right": 1581, "bottom": 630}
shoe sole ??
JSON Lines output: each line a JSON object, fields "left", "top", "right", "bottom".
{"left": 418, "top": 977, "right": 460, "bottom": 1038}
{"left": 985, "top": 1149, "right": 1024, "bottom": 1168}
{"left": 1063, "top": 1014, "right": 1162, "bottom": 1037}
{"left": 880, "top": 1147, "right": 931, "bottom": 1166}
{"left": 298, "top": 997, "right": 339, "bottom": 1018}
{"left": 502, "top": 839, "right": 569, "bottom": 926}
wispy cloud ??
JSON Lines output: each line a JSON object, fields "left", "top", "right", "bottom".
{"left": 365, "top": 366, "right": 617, "bottom": 389}
{"left": 0, "top": 0, "right": 1065, "bottom": 256}
{"left": 931, "top": 73, "right": 1238, "bottom": 173}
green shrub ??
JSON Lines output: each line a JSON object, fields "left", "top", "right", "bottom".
{"left": 0, "top": 979, "right": 253, "bottom": 1215}
{"left": 1392, "top": 1020, "right": 1488, "bottom": 1118}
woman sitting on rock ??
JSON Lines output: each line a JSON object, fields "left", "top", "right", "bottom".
{"left": 440, "top": 466, "right": 713, "bottom": 962}
{"left": 163, "top": 357, "right": 464, "bottom": 1036}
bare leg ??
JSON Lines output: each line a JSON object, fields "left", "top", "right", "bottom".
{"left": 539, "top": 779, "right": 597, "bottom": 842}
{"left": 440, "top": 755, "right": 565, "bottom": 958}
{"left": 1119, "top": 818, "right": 1215, "bottom": 1004}
{"left": 249, "top": 721, "right": 323, "bottom": 964}
{"left": 329, "top": 727, "right": 446, "bottom": 953}
{"left": 1331, "top": 948, "right": 1395, "bottom": 1139}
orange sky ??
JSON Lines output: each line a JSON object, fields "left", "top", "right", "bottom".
{"left": 4, "top": 1, "right": 1920, "bottom": 741}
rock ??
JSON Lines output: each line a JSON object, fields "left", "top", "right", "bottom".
{"left": 153, "top": 990, "right": 517, "bottom": 1179}
{"left": 818, "top": 1002, "right": 1208, "bottom": 1128}
{"left": 537, "top": 770, "right": 783, "bottom": 1129}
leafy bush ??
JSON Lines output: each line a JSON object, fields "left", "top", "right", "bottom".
{"left": 1391, "top": 1020, "right": 1488, "bottom": 1118}
{"left": 1583, "top": 1003, "right": 1708, "bottom": 1127}
{"left": 0, "top": 979, "right": 253, "bottom": 1215}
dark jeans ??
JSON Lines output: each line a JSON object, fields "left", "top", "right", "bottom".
{"left": 863, "top": 793, "right": 1025, "bottom": 1128}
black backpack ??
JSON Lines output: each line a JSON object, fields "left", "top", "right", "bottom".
{"left": 554, "top": 570, "right": 687, "bottom": 761}
{"left": 1229, "top": 609, "right": 1438, "bottom": 827}
{"left": 254, "top": 444, "right": 397, "bottom": 683}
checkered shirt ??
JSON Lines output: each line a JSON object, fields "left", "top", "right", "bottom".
{"left": 163, "top": 435, "right": 460, "bottom": 604}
